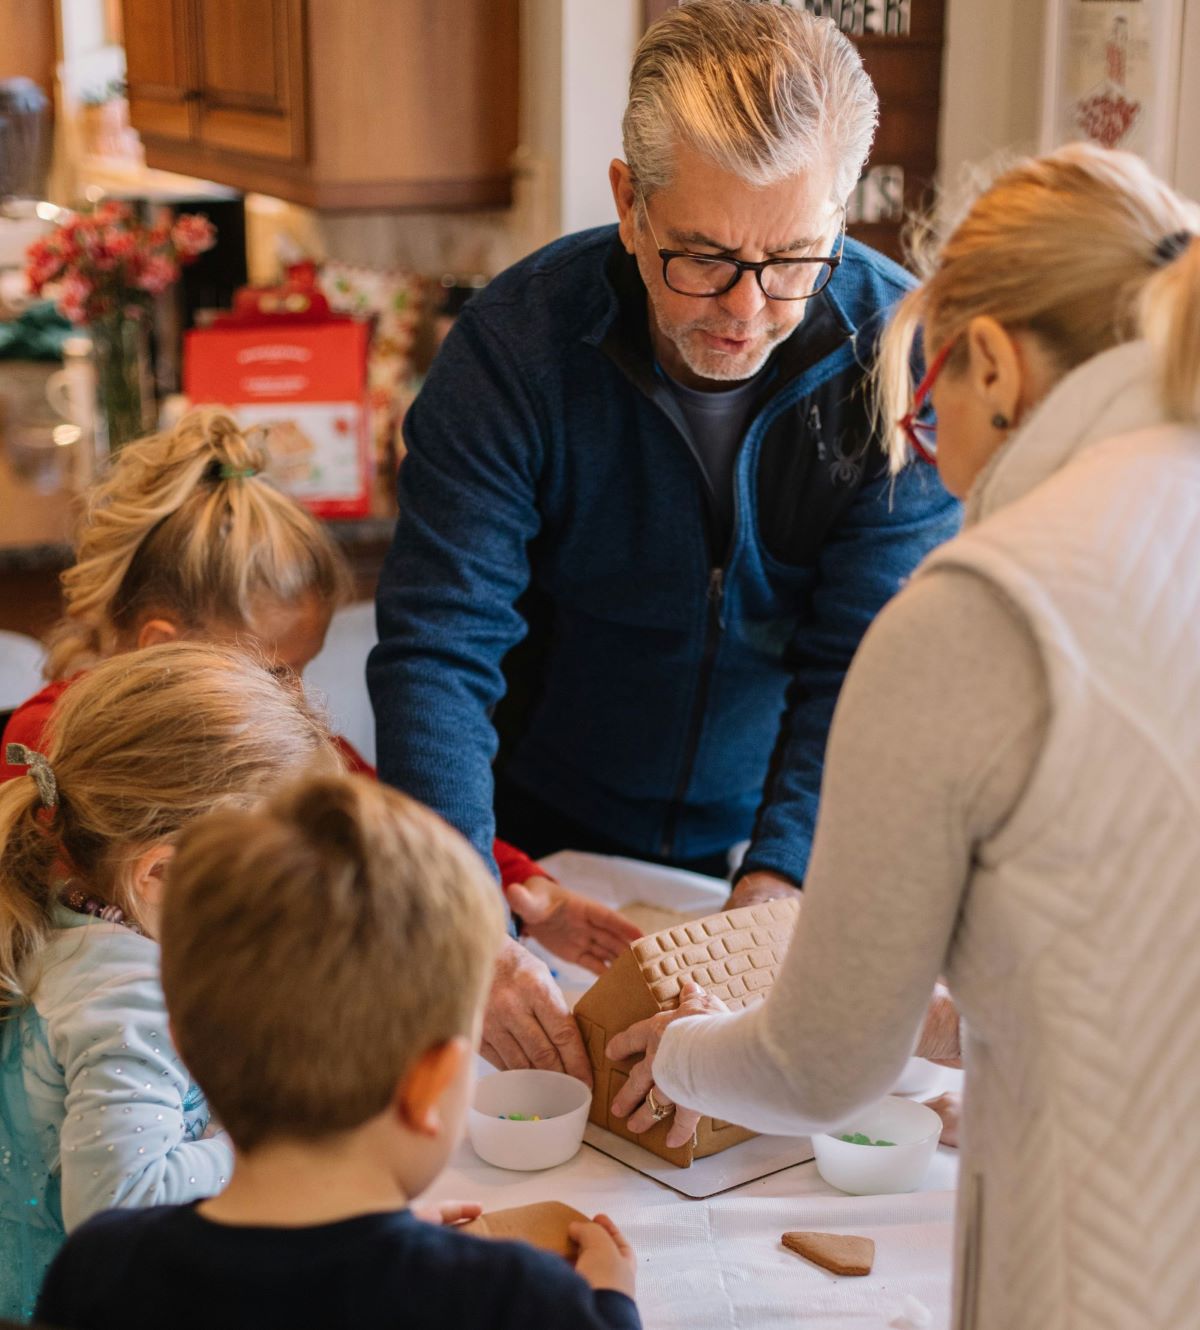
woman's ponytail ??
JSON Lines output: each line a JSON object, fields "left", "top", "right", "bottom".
{"left": 1140, "top": 233, "right": 1200, "bottom": 426}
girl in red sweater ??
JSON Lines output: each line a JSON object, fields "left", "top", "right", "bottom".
{"left": 1, "top": 409, "right": 638, "bottom": 983}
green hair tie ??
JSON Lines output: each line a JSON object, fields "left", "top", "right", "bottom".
{"left": 218, "top": 465, "right": 258, "bottom": 481}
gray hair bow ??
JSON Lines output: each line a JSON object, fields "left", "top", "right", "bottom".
{"left": 5, "top": 743, "right": 59, "bottom": 810}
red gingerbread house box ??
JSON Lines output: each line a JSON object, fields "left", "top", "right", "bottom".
{"left": 185, "top": 319, "right": 371, "bottom": 518}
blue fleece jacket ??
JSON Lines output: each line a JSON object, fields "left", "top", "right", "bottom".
{"left": 369, "top": 227, "right": 960, "bottom": 885}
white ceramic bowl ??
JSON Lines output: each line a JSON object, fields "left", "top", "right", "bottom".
{"left": 812, "top": 1096, "right": 941, "bottom": 1195}
{"left": 467, "top": 1069, "right": 591, "bottom": 1171}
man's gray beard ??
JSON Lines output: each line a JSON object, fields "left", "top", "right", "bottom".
{"left": 672, "top": 321, "right": 792, "bottom": 385}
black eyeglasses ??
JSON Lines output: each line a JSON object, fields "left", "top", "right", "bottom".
{"left": 642, "top": 203, "right": 845, "bottom": 302}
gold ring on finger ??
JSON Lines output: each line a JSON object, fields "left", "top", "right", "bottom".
{"left": 646, "top": 1086, "right": 674, "bottom": 1123}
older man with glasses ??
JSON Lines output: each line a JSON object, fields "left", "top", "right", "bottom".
{"left": 369, "top": 0, "right": 960, "bottom": 1082}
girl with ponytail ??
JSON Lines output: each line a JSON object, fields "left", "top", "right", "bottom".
{"left": 609, "top": 144, "right": 1200, "bottom": 1330}
{"left": 0, "top": 643, "right": 332, "bottom": 1319}
{"left": 0, "top": 409, "right": 566, "bottom": 908}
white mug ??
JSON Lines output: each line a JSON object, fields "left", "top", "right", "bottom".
{"left": 44, "top": 336, "right": 98, "bottom": 486}
{"left": 44, "top": 367, "right": 79, "bottom": 422}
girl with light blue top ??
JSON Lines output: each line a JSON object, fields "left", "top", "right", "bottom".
{"left": 0, "top": 642, "right": 332, "bottom": 1319}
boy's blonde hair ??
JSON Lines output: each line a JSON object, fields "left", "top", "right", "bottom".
{"left": 625, "top": 0, "right": 877, "bottom": 206}
{"left": 877, "top": 143, "right": 1200, "bottom": 471}
{"left": 45, "top": 409, "right": 353, "bottom": 680}
{"left": 0, "top": 642, "right": 334, "bottom": 1011}
{"left": 161, "top": 774, "right": 504, "bottom": 1152}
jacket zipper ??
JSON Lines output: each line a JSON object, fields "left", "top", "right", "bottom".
{"left": 644, "top": 371, "right": 772, "bottom": 861}
{"left": 660, "top": 563, "right": 726, "bottom": 857}
{"left": 657, "top": 385, "right": 811, "bottom": 860}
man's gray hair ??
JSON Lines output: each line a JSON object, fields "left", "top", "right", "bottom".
{"left": 623, "top": 0, "right": 878, "bottom": 206}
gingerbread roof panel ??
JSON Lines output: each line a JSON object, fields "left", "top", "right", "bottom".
{"left": 630, "top": 897, "right": 799, "bottom": 1012}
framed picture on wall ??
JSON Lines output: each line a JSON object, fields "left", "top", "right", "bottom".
{"left": 1040, "top": 0, "right": 1186, "bottom": 174}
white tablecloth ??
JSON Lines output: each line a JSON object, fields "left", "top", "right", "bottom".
{"left": 429, "top": 852, "right": 960, "bottom": 1330}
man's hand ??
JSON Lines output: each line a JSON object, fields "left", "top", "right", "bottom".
{"left": 723, "top": 869, "right": 801, "bottom": 911}
{"left": 604, "top": 978, "right": 728, "bottom": 1149}
{"left": 915, "top": 983, "right": 961, "bottom": 1067}
{"left": 507, "top": 876, "right": 642, "bottom": 975}
{"left": 482, "top": 936, "right": 593, "bottom": 1086}
{"left": 923, "top": 1091, "right": 961, "bottom": 1148}
{"left": 570, "top": 1214, "right": 637, "bottom": 1299}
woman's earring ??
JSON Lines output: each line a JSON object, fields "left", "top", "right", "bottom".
{"left": 991, "top": 413, "right": 1010, "bottom": 431}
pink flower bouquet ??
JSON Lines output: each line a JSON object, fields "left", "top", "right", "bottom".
{"left": 25, "top": 201, "right": 216, "bottom": 450}
{"left": 26, "top": 201, "right": 216, "bottom": 323}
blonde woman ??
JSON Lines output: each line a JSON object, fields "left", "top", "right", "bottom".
{"left": 0, "top": 644, "right": 334, "bottom": 1318}
{"left": 609, "top": 144, "right": 1200, "bottom": 1330}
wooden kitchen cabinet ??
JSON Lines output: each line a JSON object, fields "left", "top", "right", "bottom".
{"left": 123, "top": 0, "right": 194, "bottom": 143}
{"left": 192, "top": 0, "right": 306, "bottom": 161}
{"left": 121, "top": 0, "right": 519, "bottom": 210}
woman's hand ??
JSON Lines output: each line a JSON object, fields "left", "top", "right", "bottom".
{"left": 507, "top": 876, "right": 643, "bottom": 975}
{"left": 604, "top": 978, "right": 729, "bottom": 1150}
{"left": 411, "top": 1199, "right": 483, "bottom": 1226}
{"left": 570, "top": 1214, "right": 637, "bottom": 1299}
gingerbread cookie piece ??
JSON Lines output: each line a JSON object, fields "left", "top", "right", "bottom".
{"left": 781, "top": 1230, "right": 875, "bottom": 1276}
{"left": 460, "top": 1201, "right": 588, "bottom": 1260}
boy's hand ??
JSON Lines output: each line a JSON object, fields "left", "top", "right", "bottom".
{"left": 569, "top": 1214, "right": 637, "bottom": 1300}
{"left": 412, "top": 1199, "right": 483, "bottom": 1226}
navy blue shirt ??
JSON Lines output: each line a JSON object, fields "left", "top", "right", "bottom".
{"left": 36, "top": 1203, "right": 642, "bottom": 1330}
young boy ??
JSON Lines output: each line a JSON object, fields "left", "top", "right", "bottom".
{"left": 36, "top": 775, "right": 642, "bottom": 1330}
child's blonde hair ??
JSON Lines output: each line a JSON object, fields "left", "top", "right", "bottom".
{"left": 161, "top": 773, "right": 504, "bottom": 1151}
{"left": 0, "top": 642, "right": 334, "bottom": 1011}
{"left": 877, "top": 143, "right": 1200, "bottom": 471}
{"left": 45, "top": 409, "right": 353, "bottom": 680}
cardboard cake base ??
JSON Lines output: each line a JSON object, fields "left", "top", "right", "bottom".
{"left": 584, "top": 1123, "right": 813, "bottom": 1199}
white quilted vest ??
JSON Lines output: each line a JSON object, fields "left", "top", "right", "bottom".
{"left": 918, "top": 342, "right": 1200, "bottom": 1330}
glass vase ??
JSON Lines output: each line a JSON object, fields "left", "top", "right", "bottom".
{"left": 90, "top": 312, "right": 152, "bottom": 455}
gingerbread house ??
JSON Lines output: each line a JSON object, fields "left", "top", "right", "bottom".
{"left": 574, "top": 897, "right": 800, "bottom": 1167}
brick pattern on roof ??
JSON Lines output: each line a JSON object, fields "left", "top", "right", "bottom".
{"left": 630, "top": 898, "right": 800, "bottom": 1011}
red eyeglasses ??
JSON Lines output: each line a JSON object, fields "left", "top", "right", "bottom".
{"left": 898, "top": 339, "right": 955, "bottom": 465}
